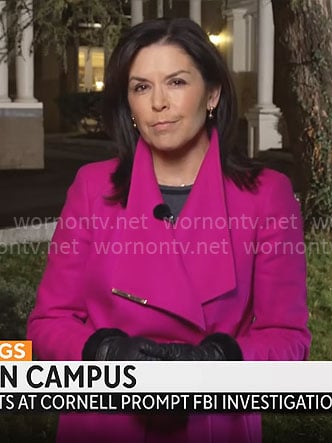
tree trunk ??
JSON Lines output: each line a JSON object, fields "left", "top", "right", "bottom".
{"left": 272, "top": 0, "right": 332, "bottom": 229}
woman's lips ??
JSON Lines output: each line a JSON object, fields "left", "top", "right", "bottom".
{"left": 152, "top": 121, "right": 177, "bottom": 131}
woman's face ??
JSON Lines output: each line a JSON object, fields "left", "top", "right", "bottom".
{"left": 127, "top": 43, "right": 220, "bottom": 154}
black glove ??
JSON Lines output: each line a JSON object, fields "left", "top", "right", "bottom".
{"left": 146, "top": 333, "right": 243, "bottom": 361}
{"left": 82, "top": 328, "right": 163, "bottom": 361}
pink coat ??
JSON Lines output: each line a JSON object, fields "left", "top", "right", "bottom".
{"left": 27, "top": 129, "right": 310, "bottom": 443}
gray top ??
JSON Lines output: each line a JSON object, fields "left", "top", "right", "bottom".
{"left": 159, "top": 184, "right": 192, "bottom": 219}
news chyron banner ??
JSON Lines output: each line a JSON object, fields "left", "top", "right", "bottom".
{"left": 1, "top": 340, "right": 332, "bottom": 414}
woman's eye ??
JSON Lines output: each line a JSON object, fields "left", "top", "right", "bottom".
{"left": 134, "top": 84, "right": 148, "bottom": 92}
{"left": 170, "top": 78, "right": 186, "bottom": 86}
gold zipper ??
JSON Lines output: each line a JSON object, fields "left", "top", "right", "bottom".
{"left": 111, "top": 288, "right": 148, "bottom": 305}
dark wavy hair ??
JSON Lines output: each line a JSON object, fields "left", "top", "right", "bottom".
{"left": 103, "top": 17, "right": 264, "bottom": 206}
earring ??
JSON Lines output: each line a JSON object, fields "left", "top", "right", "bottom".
{"left": 208, "top": 106, "right": 214, "bottom": 120}
{"left": 131, "top": 116, "right": 137, "bottom": 128}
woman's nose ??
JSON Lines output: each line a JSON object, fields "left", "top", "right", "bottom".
{"left": 151, "top": 86, "right": 169, "bottom": 111}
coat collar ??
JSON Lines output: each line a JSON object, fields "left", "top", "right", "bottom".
{"left": 111, "top": 128, "right": 236, "bottom": 331}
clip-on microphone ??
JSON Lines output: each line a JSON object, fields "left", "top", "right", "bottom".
{"left": 153, "top": 204, "right": 175, "bottom": 224}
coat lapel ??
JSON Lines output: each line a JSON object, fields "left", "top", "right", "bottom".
{"left": 173, "top": 128, "right": 237, "bottom": 304}
{"left": 110, "top": 128, "right": 236, "bottom": 331}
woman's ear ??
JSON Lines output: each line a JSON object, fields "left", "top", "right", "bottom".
{"left": 207, "top": 86, "right": 222, "bottom": 110}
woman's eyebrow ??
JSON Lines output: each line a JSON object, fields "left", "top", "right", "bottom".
{"left": 129, "top": 70, "right": 191, "bottom": 83}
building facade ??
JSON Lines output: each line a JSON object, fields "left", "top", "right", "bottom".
{"left": 0, "top": 0, "right": 282, "bottom": 169}
{"left": 0, "top": 0, "right": 43, "bottom": 169}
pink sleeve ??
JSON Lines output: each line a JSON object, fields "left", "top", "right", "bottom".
{"left": 27, "top": 166, "right": 95, "bottom": 360}
{"left": 237, "top": 172, "right": 311, "bottom": 361}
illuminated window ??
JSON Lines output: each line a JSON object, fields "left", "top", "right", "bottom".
{"left": 78, "top": 47, "right": 105, "bottom": 92}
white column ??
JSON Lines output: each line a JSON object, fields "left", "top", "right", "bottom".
{"left": 245, "top": 12, "right": 256, "bottom": 72}
{"left": 131, "top": 0, "right": 143, "bottom": 26}
{"left": 189, "top": 0, "right": 201, "bottom": 25}
{"left": 157, "top": 0, "right": 163, "bottom": 18}
{"left": 0, "top": 0, "right": 10, "bottom": 102}
{"left": 257, "top": 0, "right": 274, "bottom": 106}
{"left": 224, "top": 9, "right": 247, "bottom": 73}
{"left": 246, "top": 0, "right": 282, "bottom": 156}
{"left": 15, "top": 0, "right": 37, "bottom": 103}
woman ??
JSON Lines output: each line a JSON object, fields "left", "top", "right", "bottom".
{"left": 27, "top": 17, "right": 311, "bottom": 443}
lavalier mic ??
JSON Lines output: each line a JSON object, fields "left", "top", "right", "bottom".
{"left": 153, "top": 204, "right": 175, "bottom": 223}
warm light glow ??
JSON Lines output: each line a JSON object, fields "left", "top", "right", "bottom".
{"left": 95, "top": 81, "right": 104, "bottom": 91}
{"left": 208, "top": 32, "right": 231, "bottom": 47}
{"left": 78, "top": 46, "right": 105, "bottom": 92}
